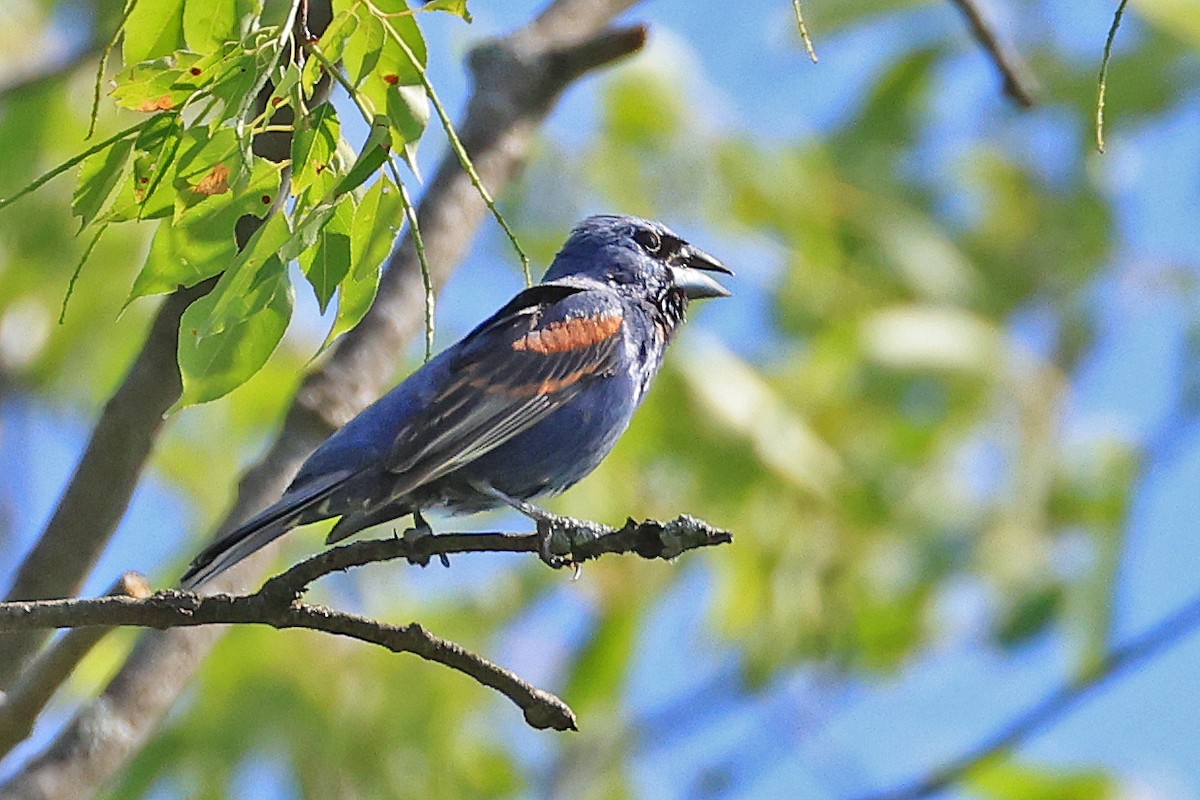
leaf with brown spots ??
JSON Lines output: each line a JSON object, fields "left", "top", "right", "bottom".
{"left": 193, "top": 163, "right": 231, "bottom": 196}
{"left": 136, "top": 94, "right": 176, "bottom": 113}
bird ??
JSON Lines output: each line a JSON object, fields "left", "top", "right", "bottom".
{"left": 181, "top": 214, "right": 731, "bottom": 587}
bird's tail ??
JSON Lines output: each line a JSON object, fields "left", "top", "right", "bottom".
{"left": 180, "top": 472, "right": 349, "bottom": 588}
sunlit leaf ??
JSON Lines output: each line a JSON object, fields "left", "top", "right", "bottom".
{"left": 292, "top": 103, "right": 342, "bottom": 194}
{"left": 123, "top": 0, "right": 188, "bottom": 64}
{"left": 183, "top": 0, "right": 238, "bottom": 52}
{"left": 341, "top": 7, "right": 386, "bottom": 89}
{"left": 386, "top": 83, "right": 430, "bottom": 146}
{"left": 303, "top": 10, "right": 358, "bottom": 95}
{"left": 298, "top": 195, "right": 354, "bottom": 313}
{"left": 424, "top": 0, "right": 472, "bottom": 20}
{"left": 125, "top": 158, "right": 280, "bottom": 301}
{"left": 110, "top": 53, "right": 204, "bottom": 112}
{"left": 320, "top": 261, "right": 380, "bottom": 351}
{"left": 196, "top": 211, "right": 293, "bottom": 337}
{"left": 334, "top": 115, "right": 391, "bottom": 198}
{"left": 349, "top": 173, "right": 404, "bottom": 280}
{"left": 72, "top": 139, "right": 134, "bottom": 228}
{"left": 173, "top": 257, "right": 293, "bottom": 409}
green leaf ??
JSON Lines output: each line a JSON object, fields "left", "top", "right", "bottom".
{"left": 265, "top": 61, "right": 301, "bottom": 109}
{"left": 198, "top": 211, "right": 293, "bottom": 337}
{"left": 422, "top": 0, "right": 472, "bottom": 21}
{"left": 105, "top": 114, "right": 185, "bottom": 221}
{"left": 282, "top": 201, "right": 341, "bottom": 262}
{"left": 207, "top": 40, "right": 279, "bottom": 115}
{"left": 333, "top": 115, "right": 391, "bottom": 198}
{"left": 303, "top": 11, "right": 358, "bottom": 95}
{"left": 340, "top": 7, "right": 385, "bottom": 88}
{"left": 372, "top": 4, "right": 427, "bottom": 87}
{"left": 298, "top": 195, "right": 353, "bottom": 313}
{"left": 172, "top": 127, "right": 245, "bottom": 224}
{"left": 110, "top": 53, "right": 204, "bottom": 113}
{"left": 291, "top": 104, "right": 341, "bottom": 195}
{"left": 123, "top": 0, "right": 188, "bottom": 64}
{"left": 173, "top": 257, "right": 293, "bottom": 409}
{"left": 125, "top": 158, "right": 280, "bottom": 301}
{"left": 72, "top": 138, "right": 134, "bottom": 228}
{"left": 183, "top": 0, "right": 238, "bottom": 52}
{"left": 349, "top": 6, "right": 428, "bottom": 146}
{"left": 386, "top": 83, "right": 429, "bottom": 146}
{"left": 350, "top": 173, "right": 404, "bottom": 280}
{"left": 321, "top": 265, "right": 380, "bottom": 351}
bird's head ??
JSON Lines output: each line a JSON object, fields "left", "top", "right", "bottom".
{"left": 544, "top": 215, "right": 732, "bottom": 315}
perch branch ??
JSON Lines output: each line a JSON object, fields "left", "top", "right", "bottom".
{"left": 0, "top": 519, "right": 730, "bottom": 734}
{"left": 258, "top": 514, "right": 733, "bottom": 599}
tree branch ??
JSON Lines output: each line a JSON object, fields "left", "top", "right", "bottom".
{"left": 0, "top": 520, "right": 728, "bottom": 735}
{"left": 858, "top": 590, "right": 1200, "bottom": 800}
{"left": 0, "top": 2, "right": 646, "bottom": 796}
{"left": 259, "top": 514, "right": 733, "bottom": 599}
{"left": 0, "top": 574, "right": 150, "bottom": 760}
{"left": 948, "top": 0, "right": 1038, "bottom": 108}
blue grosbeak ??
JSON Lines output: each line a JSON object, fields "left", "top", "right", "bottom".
{"left": 182, "top": 214, "right": 730, "bottom": 586}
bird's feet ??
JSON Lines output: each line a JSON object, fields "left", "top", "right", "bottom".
{"left": 473, "top": 484, "right": 602, "bottom": 574}
{"left": 401, "top": 511, "right": 449, "bottom": 568}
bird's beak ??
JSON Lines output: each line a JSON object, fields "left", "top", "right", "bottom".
{"left": 670, "top": 244, "right": 733, "bottom": 299}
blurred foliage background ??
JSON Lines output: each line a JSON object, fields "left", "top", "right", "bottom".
{"left": 3, "top": 0, "right": 1200, "bottom": 798}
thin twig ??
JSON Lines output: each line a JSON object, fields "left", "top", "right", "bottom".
{"left": 858, "top": 589, "right": 1200, "bottom": 800}
{"left": 88, "top": 0, "right": 141, "bottom": 138}
{"left": 395, "top": 175, "right": 436, "bottom": 361}
{"left": 790, "top": 0, "right": 819, "bottom": 63}
{"left": 947, "top": 0, "right": 1038, "bottom": 108}
{"left": 0, "top": 120, "right": 146, "bottom": 212}
{"left": 1095, "top": 0, "right": 1130, "bottom": 153}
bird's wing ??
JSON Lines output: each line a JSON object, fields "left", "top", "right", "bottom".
{"left": 384, "top": 283, "right": 627, "bottom": 491}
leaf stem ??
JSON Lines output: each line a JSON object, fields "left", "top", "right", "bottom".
{"left": 1096, "top": 0, "right": 1130, "bottom": 154}
{"left": 0, "top": 119, "right": 147, "bottom": 212}
{"left": 364, "top": 0, "right": 531, "bottom": 284}
{"left": 60, "top": 224, "right": 109, "bottom": 324}
{"left": 88, "top": 0, "right": 143, "bottom": 138}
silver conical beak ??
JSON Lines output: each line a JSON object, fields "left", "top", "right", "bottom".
{"left": 670, "top": 244, "right": 732, "bottom": 299}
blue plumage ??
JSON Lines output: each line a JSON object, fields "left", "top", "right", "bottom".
{"left": 182, "top": 214, "right": 730, "bottom": 587}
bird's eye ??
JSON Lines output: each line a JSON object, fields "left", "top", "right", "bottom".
{"left": 634, "top": 228, "right": 662, "bottom": 254}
